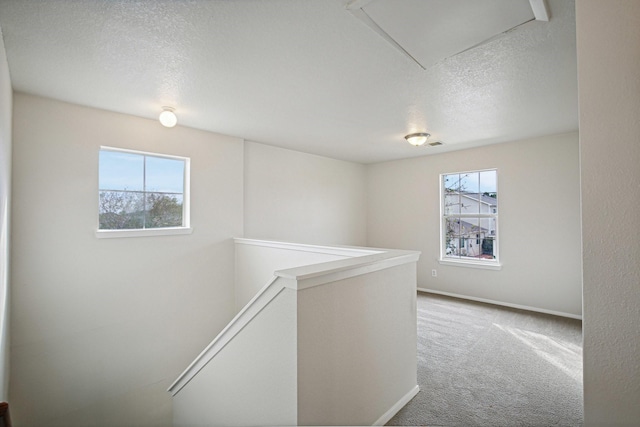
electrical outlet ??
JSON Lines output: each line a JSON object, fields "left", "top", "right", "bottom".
{"left": 432, "top": 269, "right": 437, "bottom": 277}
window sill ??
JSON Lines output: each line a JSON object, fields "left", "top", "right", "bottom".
{"left": 95, "top": 227, "right": 193, "bottom": 239}
{"left": 438, "top": 258, "right": 502, "bottom": 270}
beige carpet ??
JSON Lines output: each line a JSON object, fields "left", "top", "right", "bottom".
{"left": 388, "top": 292, "right": 583, "bottom": 426}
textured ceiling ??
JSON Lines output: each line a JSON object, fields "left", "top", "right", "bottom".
{"left": 0, "top": 0, "right": 577, "bottom": 164}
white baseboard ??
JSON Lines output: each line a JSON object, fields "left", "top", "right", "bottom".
{"left": 373, "top": 385, "right": 420, "bottom": 426}
{"left": 418, "top": 288, "right": 582, "bottom": 320}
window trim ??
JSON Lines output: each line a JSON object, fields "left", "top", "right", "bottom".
{"left": 95, "top": 226, "right": 193, "bottom": 239}
{"left": 438, "top": 258, "right": 502, "bottom": 270}
{"left": 96, "top": 146, "right": 191, "bottom": 238}
{"left": 439, "top": 168, "right": 501, "bottom": 269}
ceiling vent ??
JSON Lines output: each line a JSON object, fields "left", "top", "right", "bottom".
{"left": 429, "top": 141, "right": 444, "bottom": 147}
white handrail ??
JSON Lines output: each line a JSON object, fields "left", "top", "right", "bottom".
{"left": 275, "top": 249, "right": 420, "bottom": 290}
{"left": 233, "top": 237, "right": 381, "bottom": 257}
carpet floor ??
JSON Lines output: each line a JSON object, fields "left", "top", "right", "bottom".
{"left": 387, "top": 292, "right": 583, "bottom": 427}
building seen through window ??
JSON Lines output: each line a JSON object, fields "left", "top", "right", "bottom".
{"left": 441, "top": 169, "right": 498, "bottom": 264}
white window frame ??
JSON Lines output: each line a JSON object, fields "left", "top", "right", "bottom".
{"left": 96, "top": 146, "right": 192, "bottom": 239}
{"left": 439, "top": 168, "right": 501, "bottom": 270}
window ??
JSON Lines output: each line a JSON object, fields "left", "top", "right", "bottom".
{"left": 97, "top": 147, "right": 191, "bottom": 238}
{"left": 440, "top": 169, "right": 499, "bottom": 268}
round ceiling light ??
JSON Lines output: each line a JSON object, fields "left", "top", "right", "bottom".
{"left": 404, "top": 132, "right": 430, "bottom": 146}
{"left": 159, "top": 107, "right": 177, "bottom": 128}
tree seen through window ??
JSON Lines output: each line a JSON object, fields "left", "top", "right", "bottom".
{"left": 98, "top": 148, "right": 188, "bottom": 230}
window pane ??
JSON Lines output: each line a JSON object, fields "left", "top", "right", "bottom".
{"left": 465, "top": 217, "right": 481, "bottom": 234}
{"left": 444, "top": 217, "right": 460, "bottom": 257}
{"left": 466, "top": 233, "right": 482, "bottom": 258}
{"left": 479, "top": 170, "right": 497, "bottom": 194}
{"left": 145, "top": 193, "right": 183, "bottom": 228}
{"left": 444, "top": 174, "right": 462, "bottom": 215}
{"left": 458, "top": 218, "right": 476, "bottom": 236}
{"left": 460, "top": 193, "right": 480, "bottom": 214}
{"left": 145, "top": 156, "right": 185, "bottom": 193}
{"left": 461, "top": 172, "right": 480, "bottom": 214}
{"left": 480, "top": 217, "right": 496, "bottom": 238}
{"left": 477, "top": 194, "right": 496, "bottom": 214}
{"left": 444, "top": 193, "right": 459, "bottom": 215}
{"left": 480, "top": 170, "right": 497, "bottom": 215}
{"left": 480, "top": 237, "right": 496, "bottom": 259}
{"left": 98, "top": 191, "right": 144, "bottom": 229}
{"left": 459, "top": 218, "right": 480, "bottom": 258}
{"left": 99, "top": 150, "right": 144, "bottom": 191}
{"left": 460, "top": 172, "right": 479, "bottom": 194}
{"left": 443, "top": 174, "right": 460, "bottom": 192}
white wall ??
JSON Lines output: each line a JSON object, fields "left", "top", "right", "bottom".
{"left": 234, "top": 239, "right": 351, "bottom": 311}
{"left": 297, "top": 262, "right": 418, "bottom": 426}
{"left": 10, "top": 94, "right": 243, "bottom": 426}
{"left": 367, "top": 132, "right": 582, "bottom": 317}
{"left": 173, "top": 287, "right": 298, "bottom": 427}
{"left": 0, "top": 24, "right": 12, "bottom": 403}
{"left": 576, "top": 1, "right": 640, "bottom": 425}
{"left": 244, "top": 141, "right": 367, "bottom": 246}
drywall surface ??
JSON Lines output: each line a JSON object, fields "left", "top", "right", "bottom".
{"left": 173, "top": 288, "right": 297, "bottom": 427}
{"left": 367, "top": 132, "right": 582, "bottom": 317}
{"left": 10, "top": 94, "right": 243, "bottom": 426}
{"left": 244, "top": 141, "right": 367, "bottom": 246}
{"left": 234, "top": 239, "right": 349, "bottom": 311}
{"left": 0, "top": 25, "right": 12, "bottom": 402}
{"left": 576, "top": 1, "right": 640, "bottom": 425}
{"left": 297, "top": 262, "right": 418, "bottom": 426}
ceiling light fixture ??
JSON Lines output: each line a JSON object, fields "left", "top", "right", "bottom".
{"left": 159, "top": 107, "right": 177, "bottom": 128}
{"left": 404, "top": 132, "right": 430, "bottom": 146}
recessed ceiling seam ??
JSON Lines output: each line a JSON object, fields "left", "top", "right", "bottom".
{"left": 347, "top": 7, "right": 426, "bottom": 70}
{"left": 347, "top": 1, "right": 546, "bottom": 71}
{"left": 452, "top": 17, "right": 537, "bottom": 58}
